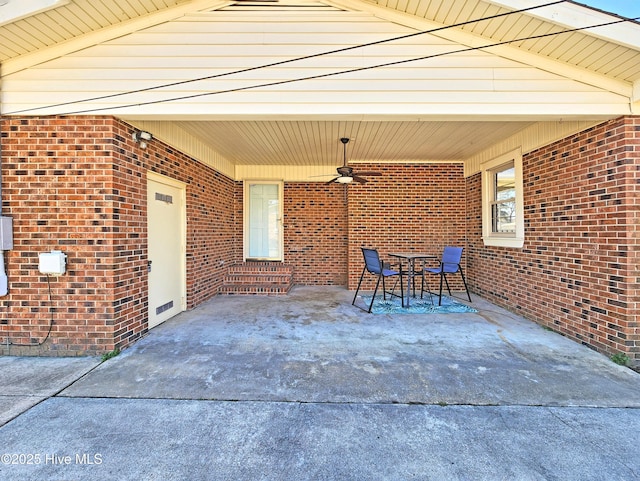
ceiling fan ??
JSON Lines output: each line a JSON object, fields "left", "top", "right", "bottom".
{"left": 327, "top": 138, "right": 382, "bottom": 184}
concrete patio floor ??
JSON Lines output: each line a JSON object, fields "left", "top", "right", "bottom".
{"left": 0, "top": 286, "right": 638, "bottom": 480}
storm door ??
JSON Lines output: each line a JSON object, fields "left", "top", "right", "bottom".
{"left": 244, "top": 182, "right": 283, "bottom": 261}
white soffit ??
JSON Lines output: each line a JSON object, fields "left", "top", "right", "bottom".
{"left": 0, "top": 0, "right": 68, "bottom": 26}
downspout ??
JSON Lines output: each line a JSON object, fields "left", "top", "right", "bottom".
{"left": 0, "top": 140, "right": 6, "bottom": 296}
{"left": 0, "top": 138, "right": 5, "bottom": 295}
{"left": 0, "top": 61, "right": 9, "bottom": 296}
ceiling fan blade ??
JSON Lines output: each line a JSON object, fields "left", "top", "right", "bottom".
{"left": 353, "top": 171, "right": 382, "bottom": 176}
{"left": 326, "top": 177, "right": 339, "bottom": 184}
{"left": 352, "top": 175, "right": 368, "bottom": 183}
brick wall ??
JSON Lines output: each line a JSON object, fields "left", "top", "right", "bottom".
{"left": 232, "top": 166, "right": 467, "bottom": 290}
{"left": 233, "top": 183, "right": 244, "bottom": 263}
{"left": 284, "top": 183, "right": 348, "bottom": 285}
{"left": 0, "top": 117, "right": 118, "bottom": 355}
{"left": 348, "top": 163, "right": 467, "bottom": 291}
{"left": 0, "top": 116, "right": 236, "bottom": 356}
{"left": 467, "top": 117, "right": 639, "bottom": 363}
{"left": 3, "top": 114, "right": 637, "bottom": 362}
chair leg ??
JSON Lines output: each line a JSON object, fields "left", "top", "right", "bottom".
{"left": 352, "top": 266, "right": 367, "bottom": 306}
{"left": 368, "top": 274, "right": 382, "bottom": 313}
{"left": 420, "top": 274, "right": 434, "bottom": 304}
{"left": 388, "top": 277, "right": 403, "bottom": 303}
{"left": 438, "top": 271, "right": 444, "bottom": 306}
{"left": 442, "top": 273, "right": 453, "bottom": 298}
{"left": 459, "top": 268, "right": 472, "bottom": 302}
{"left": 382, "top": 274, "right": 387, "bottom": 300}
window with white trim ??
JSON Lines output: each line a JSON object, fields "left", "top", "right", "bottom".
{"left": 481, "top": 149, "right": 524, "bottom": 248}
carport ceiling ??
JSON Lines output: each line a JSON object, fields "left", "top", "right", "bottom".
{"left": 171, "top": 120, "right": 536, "bottom": 165}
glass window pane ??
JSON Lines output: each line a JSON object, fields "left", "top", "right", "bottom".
{"left": 496, "top": 166, "right": 515, "bottom": 200}
{"left": 493, "top": 200, "right": 516, "bottom": 233}
{"left": 492, "top": 163, "right": 515, "bottom": 234}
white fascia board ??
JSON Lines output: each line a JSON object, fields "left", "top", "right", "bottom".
{"left": 2, "top": 0, "right": 231, "bottom": 76}
{"left": 489, "top": 0, "right": 640, "bottom": 50}
{"left": 327, "top": 0, "right": 631, "bottom": 98}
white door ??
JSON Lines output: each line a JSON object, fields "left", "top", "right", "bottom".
{"left": 245, "top": 182, "right": 283, "bottom": 260}
{"left": 147, "top": 173, "right": 186, "bottom": 328}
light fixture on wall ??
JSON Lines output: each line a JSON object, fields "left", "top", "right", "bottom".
{"left": 132, "top": 130, "right": 153, "bottom": 149}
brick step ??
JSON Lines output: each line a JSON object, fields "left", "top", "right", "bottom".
{"left": 224, "top": 273, "right": 292, "bottom": 285}
{"left": 227, "top": 263, "right": 293, "bottom": 275}
{"left": 220, "top": 262, "right": 294, "bottom": 296}
{"left": 218, "top": 283, "right": 292, "bottom": 295}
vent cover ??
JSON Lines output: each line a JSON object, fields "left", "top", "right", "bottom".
{"left": 221, "top": 0, "right": 341, "bottom": 11}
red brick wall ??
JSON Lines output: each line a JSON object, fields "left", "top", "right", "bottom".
{"left": 233, "top": 183, "right": 244, "bottom": 263}
{"left": 0, "top": 117, "right": 118, "bottom": 355}
{"left": 233, "top": 167, "right": 467, "bottom": 290}
{"left": 467, "top": 117, "right": 639, "bottom": 363}
{"left": 284, "top": 183, "right": 348, "bottom": 285}
{"left": 348, "top": 163, "right": 467, "bottom": 291}
{"left": 3, "top": 115, "right": 638, "bottom": 364}
{"left": 0, "top": 116, "right": 236, "bottom": 356}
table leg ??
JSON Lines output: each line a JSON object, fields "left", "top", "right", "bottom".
{"left": 407, "top": 259, "right": 413, "bottom": 308}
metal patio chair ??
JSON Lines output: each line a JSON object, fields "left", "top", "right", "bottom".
{"left": 421, "top": 246, "right": 471, "bottom": 306}
{"left": 353, "top": 247, "right": 403, "bottom": 313}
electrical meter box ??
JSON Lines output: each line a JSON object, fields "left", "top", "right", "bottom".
{"left": 0, "top": 216, "right": 13, "bottom": 250}
{"left": 39, "top": 250, "right": 67, "bottom": 275}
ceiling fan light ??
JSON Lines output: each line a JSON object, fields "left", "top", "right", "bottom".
{"left": 337, "top": 176, "right": 353, "bottom": 184}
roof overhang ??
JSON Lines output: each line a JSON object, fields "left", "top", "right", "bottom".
{"left": 1, "top": 0, "right": 638, "bottom": 178}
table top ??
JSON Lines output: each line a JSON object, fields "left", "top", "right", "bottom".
{"left": 388, "top": 252, "right": 435, "bottom": 260}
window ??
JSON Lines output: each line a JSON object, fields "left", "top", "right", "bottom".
{"left": 482, "top": 149, "right": 524, "bottom": 248}
{"left": 492, "top": 164, "right": 516, "bottom": 234}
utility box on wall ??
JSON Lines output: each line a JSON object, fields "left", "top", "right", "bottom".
{"left": 38, "top": 250, "right": 67, "bottom": 276}
{"left": 0, "top": 216, "right": 13, "bottom": 250}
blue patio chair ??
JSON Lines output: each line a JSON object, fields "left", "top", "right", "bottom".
{"left": 353, "top": 247, "right": 403, "bottom": 313}
{"left": 421, "top": 246, "right": 471, "bottom": 306}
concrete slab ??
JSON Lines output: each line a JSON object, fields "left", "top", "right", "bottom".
{"left": 0, "top": 356, "right": 100, "bottom": 426}
{"left": 0, "top": 398, "right": 638, "bottom": 481}
{"left": 0, "top": 286, "right": 638, "bottom": 480}
{"left": 62, "top": 286, "right": 639, "bottom": 407}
